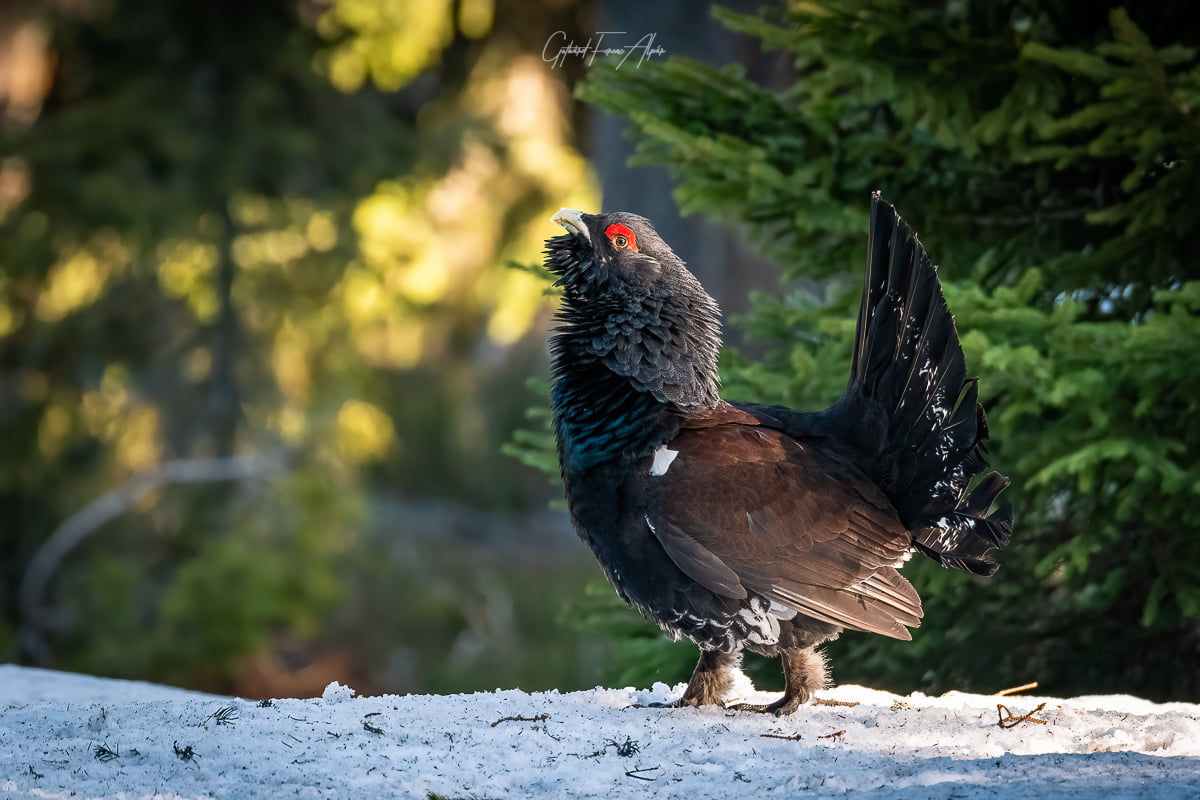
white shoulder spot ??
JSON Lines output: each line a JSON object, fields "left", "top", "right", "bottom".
{"left": 649, "top": 444, "right": 679, "bottom": 477}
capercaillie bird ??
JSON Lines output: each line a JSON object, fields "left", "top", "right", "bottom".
{"left": 544, "top": 193, "right": 1012, "bottom": 715}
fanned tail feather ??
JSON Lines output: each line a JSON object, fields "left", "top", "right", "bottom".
{"left": 848, "top": 193, "right": 1012, "bottom": 576}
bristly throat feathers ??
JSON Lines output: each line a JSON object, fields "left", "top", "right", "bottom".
{"left": 548, "top": 274, "right": 723, "bottom": 476}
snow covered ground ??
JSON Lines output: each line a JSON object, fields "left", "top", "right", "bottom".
{"left": 1, "top": 664, "right": 1198, "bottom": 799}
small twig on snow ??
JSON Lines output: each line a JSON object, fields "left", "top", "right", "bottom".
{"left": 997, "top": 702, "right": 1048, "bottom": 729}
{"left": 625, "top": 766, "right": 659, "bottom": 781}
{"left": 814, "top": 697, "right": 860, "bottom": 707}
{"left": 490, "top": 713, "right": 549, "bottom": 728}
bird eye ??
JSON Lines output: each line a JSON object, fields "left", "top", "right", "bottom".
{"left": 604, "top": 223, "right": 639, "bottom": 252}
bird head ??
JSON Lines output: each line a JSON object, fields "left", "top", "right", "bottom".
{"left": 546, "top": 208, "right": 701, "bottom": 301}
{"left": 544, "top": 208, "right": 722, "bottom": 415}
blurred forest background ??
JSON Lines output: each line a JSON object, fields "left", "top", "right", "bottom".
{"left": 3, "top": 0, "right": 1198, "bottom": 702}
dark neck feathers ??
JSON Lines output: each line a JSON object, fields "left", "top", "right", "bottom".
{"left": 549, "top": 284, "right": 722, "bottom": 474}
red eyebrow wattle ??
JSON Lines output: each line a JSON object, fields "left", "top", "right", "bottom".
{"left": 605, "top": 223, "right": 639, "bottom": 251}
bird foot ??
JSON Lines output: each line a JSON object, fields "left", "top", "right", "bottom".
{"left": 647, "top": 689, "right": 720, "bottom": 709}
{"left": 729, "top": 692, "right": 807, "bottom": 717}
{"left": 647, "top": 649, "right": 740, "bottom": 709}
{"left": 647, "top": 698, "right": 687, "bottom": 709}
{"left": 729, "top": 647, "right": 827, "bottom": 715}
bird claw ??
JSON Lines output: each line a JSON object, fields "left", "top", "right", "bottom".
{"left": 646, "top": 698, "right": 685, "bottom": 709}
{"left": 728, "top": 694, "right": 805, "bottom": 717}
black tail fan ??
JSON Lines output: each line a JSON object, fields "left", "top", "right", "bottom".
{"left": 847, "top": 193, "right": 1012, "bottom": 576}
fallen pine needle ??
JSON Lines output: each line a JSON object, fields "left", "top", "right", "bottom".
{"left": 996, "top": 682, "right": 1039, "bottom": 697}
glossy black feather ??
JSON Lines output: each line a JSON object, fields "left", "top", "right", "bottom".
{"left": 841, "top": 194, "right": 1012, "bottom": 575}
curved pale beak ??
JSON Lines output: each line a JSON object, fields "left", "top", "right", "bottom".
{"left": 551, "top": 207, "right": 590, "bottom": 242}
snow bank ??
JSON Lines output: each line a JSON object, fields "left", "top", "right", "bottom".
{"left": 1, "top": 665, "right": 1197, "bottom": 799}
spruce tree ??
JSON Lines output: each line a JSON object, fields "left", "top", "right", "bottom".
{"left": 519, "top": 0, "right": 1200, "bottom": 700}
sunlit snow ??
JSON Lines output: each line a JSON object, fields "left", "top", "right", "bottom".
{"left": 1, "top": 665, "right": 1197, "bottom": 799}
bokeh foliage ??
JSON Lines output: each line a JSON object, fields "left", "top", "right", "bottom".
{"left": 1, "top": 0, "right": 597, "bottom": 693}
{"left": 520, "top": 0, "right": 1200, "bottom": 701}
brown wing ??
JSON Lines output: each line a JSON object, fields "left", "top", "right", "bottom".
{"left": 634, "top": 422, "right": 923, "bottom": 640}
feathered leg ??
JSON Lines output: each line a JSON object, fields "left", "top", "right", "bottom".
{"left": 653, "top": 649, "right": 741, "bottom": 708}
{"left": 732, "top": 647, "right": 829, "bottom": 716}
